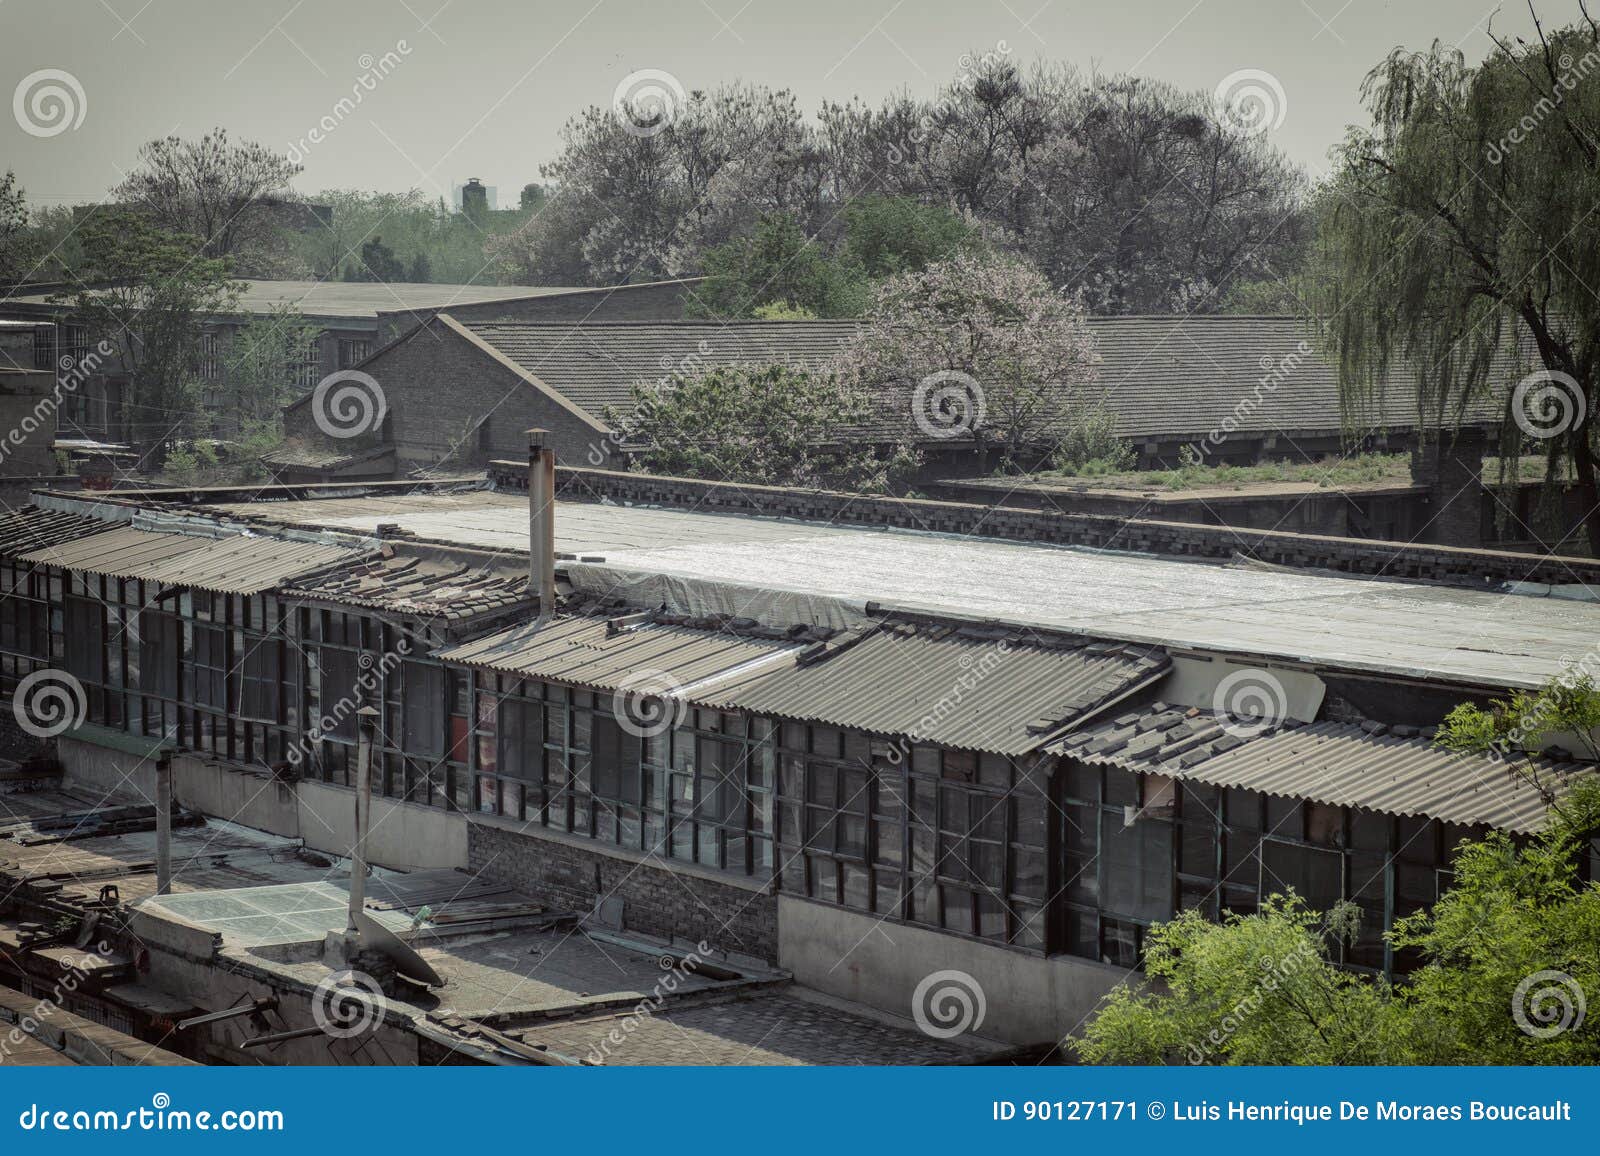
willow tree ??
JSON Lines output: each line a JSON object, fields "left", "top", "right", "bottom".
{"left": 1311, "top": 10, "right": 1600, "bottom": 552}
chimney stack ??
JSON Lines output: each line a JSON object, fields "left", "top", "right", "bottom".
{"left": 527, "top": 428, "right": 557, "bottom": 611}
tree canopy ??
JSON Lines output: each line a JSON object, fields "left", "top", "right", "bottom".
{"left": 608, "top": 363, "right": 918, "bottom": 492}
{"left": 1310, "top": 14, "right": 1600, "bottom": 551}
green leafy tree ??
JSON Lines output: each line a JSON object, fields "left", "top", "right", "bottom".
{"left": 1, "top": 170, "right": 37, "bottom": 283}
{"left": 1074, "top": 675, "right": 1600, "bottom": 1066}
{"left": 689, "top": 213, "right": 861, "bottom": 318}
{"left": 838, "top": 196, "right": 974, "bottom": 279}
{"left": 228, "top": 305, "right": 321, "bottom": 426}
{"left": 347, "top": 235, "right": 407, "bottom": 282}
{"left": 56, "top": 210, "right": 239, "bottom": 458}
{"left": 607, "top": 363, "right": 919, "bottom": 492}
{"left": 1309, "top": 20, "right": 1600, "bottom": 552}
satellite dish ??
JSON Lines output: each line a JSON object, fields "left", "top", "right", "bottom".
{"left": 356, "top": 910, "right": 444, "bottom": 987}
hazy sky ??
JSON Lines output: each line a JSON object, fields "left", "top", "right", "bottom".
{"left": 0, "top": 0, "right": 1574, "bottom": 208}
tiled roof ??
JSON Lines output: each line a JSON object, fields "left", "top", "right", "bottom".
{"left": 722, "top": 622, "right": 1170, "bottom": 756}
{"left": 282, "top": 547, "right": 534, "bottom": 622}
{"left": 460, "top": 319, "right": 860, "bottom": 420}
{"left": 18, "top": 526, "right": 362, "bottom": 594}
{"left": 0, "top": 505, "right": 119, "bottom": 557}
{"left": 1054, "top": 703, "right": 1587, "bottom": 833}
{"left": 457, "top": 315, "right": 1521, "bottom": 442}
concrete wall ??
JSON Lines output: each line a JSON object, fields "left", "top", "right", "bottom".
{"left": 515, "top": 462, "right": 1600, "bottom": 589}
{"left": 56, "top": 737, "right": 467, "bottom": 872}
{"left": 778, "top": 896, "right": 1128, "bottom": 1048}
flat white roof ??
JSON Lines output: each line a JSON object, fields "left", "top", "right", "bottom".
{"left": 203, "top": 490, "right": 1593, "bottom": 691}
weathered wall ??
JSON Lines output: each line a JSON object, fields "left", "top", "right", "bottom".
{"left": 285, "top": 318, "right": 612, "bottom": 475}
{"left": 467, "top": 819, "right": 778, "bottom": 962}
{"left": 505, "top": 462, "right": 1600, "bottom": 588}
{"left": 777, "top": 896, "right": 1127, "bottom": 1047}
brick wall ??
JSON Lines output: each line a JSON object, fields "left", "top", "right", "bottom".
{"left": 285, "top": 316, "right": 616, "bottom": 474}
{"left": 489, "top": 461, "right": 1600, "bottom": 588}
{"left": 467, "top": 821, "right": 779, "bottom": 962}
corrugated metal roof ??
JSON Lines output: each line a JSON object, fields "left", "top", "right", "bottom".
{"left": 1179, "top": 722, "right": 1586, "bottom": 834}
{"left": 437, "top": 614, "right": 803, "bottom": 696}
{"left": 1057, "top": 704, "right": 1587, "bottom": 833}
{"left": 719, "top": 624, "right": 1169, "bottom": 755}
{"left": 19, "top": 527, "right": 361, "bottom": 594}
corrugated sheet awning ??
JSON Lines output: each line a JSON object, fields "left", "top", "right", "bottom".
{"left": 1175, "top": 722, "right": 1586, "bottom": 834}
{"left": 437, "top": 614, "right": 803, "bottom": 696}
{"left": 1056, "top": 704, "right": 1587, "bottom": 834}
{"left": 19, "top": 527, "right": 362, "bottom": 594}
{"left": 717, "top": 624, "right": 1169, "bottom": 756}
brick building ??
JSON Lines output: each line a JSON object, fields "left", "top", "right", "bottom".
{"left": 0, "top": 278, "right": 697, "bottom": 453}
{"left": 0, "top": 461, "right": 1592, "bottom": 1057}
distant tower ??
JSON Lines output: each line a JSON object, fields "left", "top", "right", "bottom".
{"left": 460, "top": 178, "right": 488, "bottom": 222}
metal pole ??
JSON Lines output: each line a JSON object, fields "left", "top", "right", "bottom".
{"left": 527, "top": 427, "right": 557, "bottom": 612}
{"left": 348, "top": 706, "right": 379, "bottom": 940}
{"left": 154, "top": 751, "right": 173, "bottom": 896}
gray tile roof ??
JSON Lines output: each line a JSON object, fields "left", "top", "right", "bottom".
{"left": 457, "top": 315, "right": 1520, "bottom": 442}
{"left": 0, "top": 505, "right": 118, "bottom": 557}
{"left": 460, "top": 318, "right": 859, "bottom": 421}
{"left": 1054, "top": 702, "right": 1587, "bottom": 833}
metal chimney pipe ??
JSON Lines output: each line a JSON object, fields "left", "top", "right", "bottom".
{"left": 347, "top": 705, "right": 380, "bottom": 940}
{"left": 527, "top": 428, "right": 556, "bottom": 612}
{"left": 154, "top": 750, "right": 173, "bottom": 896}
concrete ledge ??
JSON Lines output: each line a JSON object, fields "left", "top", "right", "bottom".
{"left": 497, "top": 462, "right": 1600, "bottom": 590}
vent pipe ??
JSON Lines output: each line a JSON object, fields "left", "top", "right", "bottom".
{"left": 527, "top": 428, "right": 557, "bottom": 611}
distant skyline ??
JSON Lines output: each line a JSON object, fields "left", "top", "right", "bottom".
{"left": 0, "top": 0, "right": 1573, "bottom": 208}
